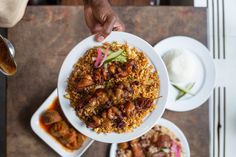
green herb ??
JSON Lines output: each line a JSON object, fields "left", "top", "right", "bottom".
{"left": 112, "top": 51, "right": 127, "bottom": 63}
{"left": 172, "top": 83, "right": 195, "bottom": 100}
{"left": 100, "top": 46, "right": 128, "bottom": 65}
{"left": 101, "top": 48, "right": 113, "bottom": 55}
{"left": 160, "top": 148, "right": 170, "bottom": 153}
{"left": 104, "top": 63, "right": 108, "bottom": 71}
{"left": 105, "top": 50, "right": 123, "bottom": 62}
{"left": 105, "top": 81, "right": 113, "bottom": 88}
{"left": 103, "top": 50, "right": 127, "bottom": 65}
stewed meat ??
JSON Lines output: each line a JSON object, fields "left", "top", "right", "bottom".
{"left": 75, "top": 74, "right": 94, "bottom": 90}
{"left": 50, "top": 121, "right": 69, "bottom": 137}
{"left": 41, "top": 110, "right": 62, "bottom": 125}
{"left": 124, "top": 101, "right": 135, "bottom": 116}
{"left": 156, "top": 135, "right": 172, "bottom": 148}
{"left": 40, "top": 98, "right": 88, "bottom": 151}
{"left": 130, "top": 140, "right": 145, "bottom": 157}
{"left": 116, "top": 125, "right": 184, "bottom": 157}
{"left": 59, "top": 128, "right": 77, "bottom": 146}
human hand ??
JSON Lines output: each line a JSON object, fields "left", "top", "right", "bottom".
{"left": 84, "top": 0, "right": 125, "bottom": 42}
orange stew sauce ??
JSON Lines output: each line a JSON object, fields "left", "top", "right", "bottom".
{"left": 39, "top": 97, "right": 86, "bottom": 151}
{"left": 39, "top": 98, "right": 58, "bottom": 132}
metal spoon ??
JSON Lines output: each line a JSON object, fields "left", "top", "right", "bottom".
{"left": 3, "top": 37, "right": 15, "bottom": 57}
{"left": 0, "top": 35, "right": 17, "bottom": 76}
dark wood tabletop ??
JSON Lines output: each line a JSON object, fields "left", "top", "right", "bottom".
{"left": 6, "top": 6, "right": 208, "bottom": 157}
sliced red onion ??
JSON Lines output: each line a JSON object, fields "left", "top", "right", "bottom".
{"left": 98, "top": 47, "right": 109, "bottom": 67}
{"left": 95, "top": 48, "right": 102, "bottom": 68}
{"left": 171, "top": 141, "right": 181, "bottom": 157}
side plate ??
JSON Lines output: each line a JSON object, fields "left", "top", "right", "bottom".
{"left": 110, "top": 118, "right": 190, "bottom": 157}
{"left": 30, "top": 89, "right": 94, "bottom": 157}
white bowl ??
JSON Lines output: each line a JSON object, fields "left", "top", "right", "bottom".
{"left": 110, "top": 118, "right": 190, "bottom": 157}
{"left": 57, "top": 32, "right": 169, "bottom": 143}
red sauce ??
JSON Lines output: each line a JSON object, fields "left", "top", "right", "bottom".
{"left": 39, "top": 97, "right": 59, "bottom": 132}
{"left": 39, "top": 97, "right": 84, "bottom": 151}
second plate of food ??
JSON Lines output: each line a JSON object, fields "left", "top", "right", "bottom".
{"left": 154, "top": 36, "right": 215, "bottom": 111}
{"left": 110, "top": 118, "right": 190, "bottom": 157}
{"left": 57, "top": 32, "right": 169, "bottom": 143}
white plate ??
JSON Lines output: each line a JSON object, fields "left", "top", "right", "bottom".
{"left": 57, "top": 31, "right": 169, "bottom": 143}
{"left": 154, "top": 36, "right": 216, "bottom": 112}
{"left": 30, "top": 89, "right": 94, "bottom": 157}
{"left": 110, "top": 118, "right": 190, "bottom": 157}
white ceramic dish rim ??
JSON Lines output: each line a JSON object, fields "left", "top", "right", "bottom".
{"left": 153, "top": 36, "right": 216, "bottom": 112}
{"left": 30, "top": 89, "right": 94, "bottom": 157}
{"left": 109, "top": 118, "right": 190, "bottom": 157}
{"left": 57, "top": 31, "right": 169, "bottom": 143}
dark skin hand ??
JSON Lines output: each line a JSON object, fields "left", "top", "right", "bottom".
{"left": 84, "top": 0, "right": 125, "bottom": 42}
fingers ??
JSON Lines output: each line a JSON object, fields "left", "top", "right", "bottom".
{"left": 95, "top": 14, "right": 116, "bottom": 42}
{"left": 95, "top": 34, "right": 105, "bottom": 42}
{"left": 113, "top": 25, "right": 124, "bottom": 32}
{"left": 84, "top": 6, "right": 94, "bottom": 28}
{"left": 103, "top": 14, "right": 117, "bottom": 36}
{"left": 90, "top": 24, "right": 103, "bottom": 34}
{"left": 86, "top": 0, "right": 125, "bottom": 42}
{"left": 95, "top": 14, "right": 127, "bottom": 42}
{"left": 84, "top": 6, "right": 104, "bottom": 36}
{"left": 113, "top": 19, "right": 125, "bottom": 32}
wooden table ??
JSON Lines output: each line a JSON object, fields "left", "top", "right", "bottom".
{"left": 7, "top": 6, "right": 208, "bottom": 157}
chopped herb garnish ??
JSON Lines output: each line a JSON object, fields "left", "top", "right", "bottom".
{"left": 96, "top": 48, "right": 127, "bottom": 67}
{"left": 172, "top": 82, "right": 195, "bottom": 100}
{"left": 105, "top": 50, "right": 123, "bottom": 62}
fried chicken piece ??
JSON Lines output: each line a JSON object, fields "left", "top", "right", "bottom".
{"left": 75, "top": 74, "right": 94, "bottom": 90}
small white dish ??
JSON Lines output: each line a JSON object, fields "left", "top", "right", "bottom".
{"left": 154, "top": 36, "right": 216, "bottom": 112}
{"left": 30, "top": 89, "right": 94, "bottom": 157}
{"left": 110, "top": 118, "right": 190, "bottom": 157}
{"left": 57, "top": 31, "right": 169, "bottom": 143}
